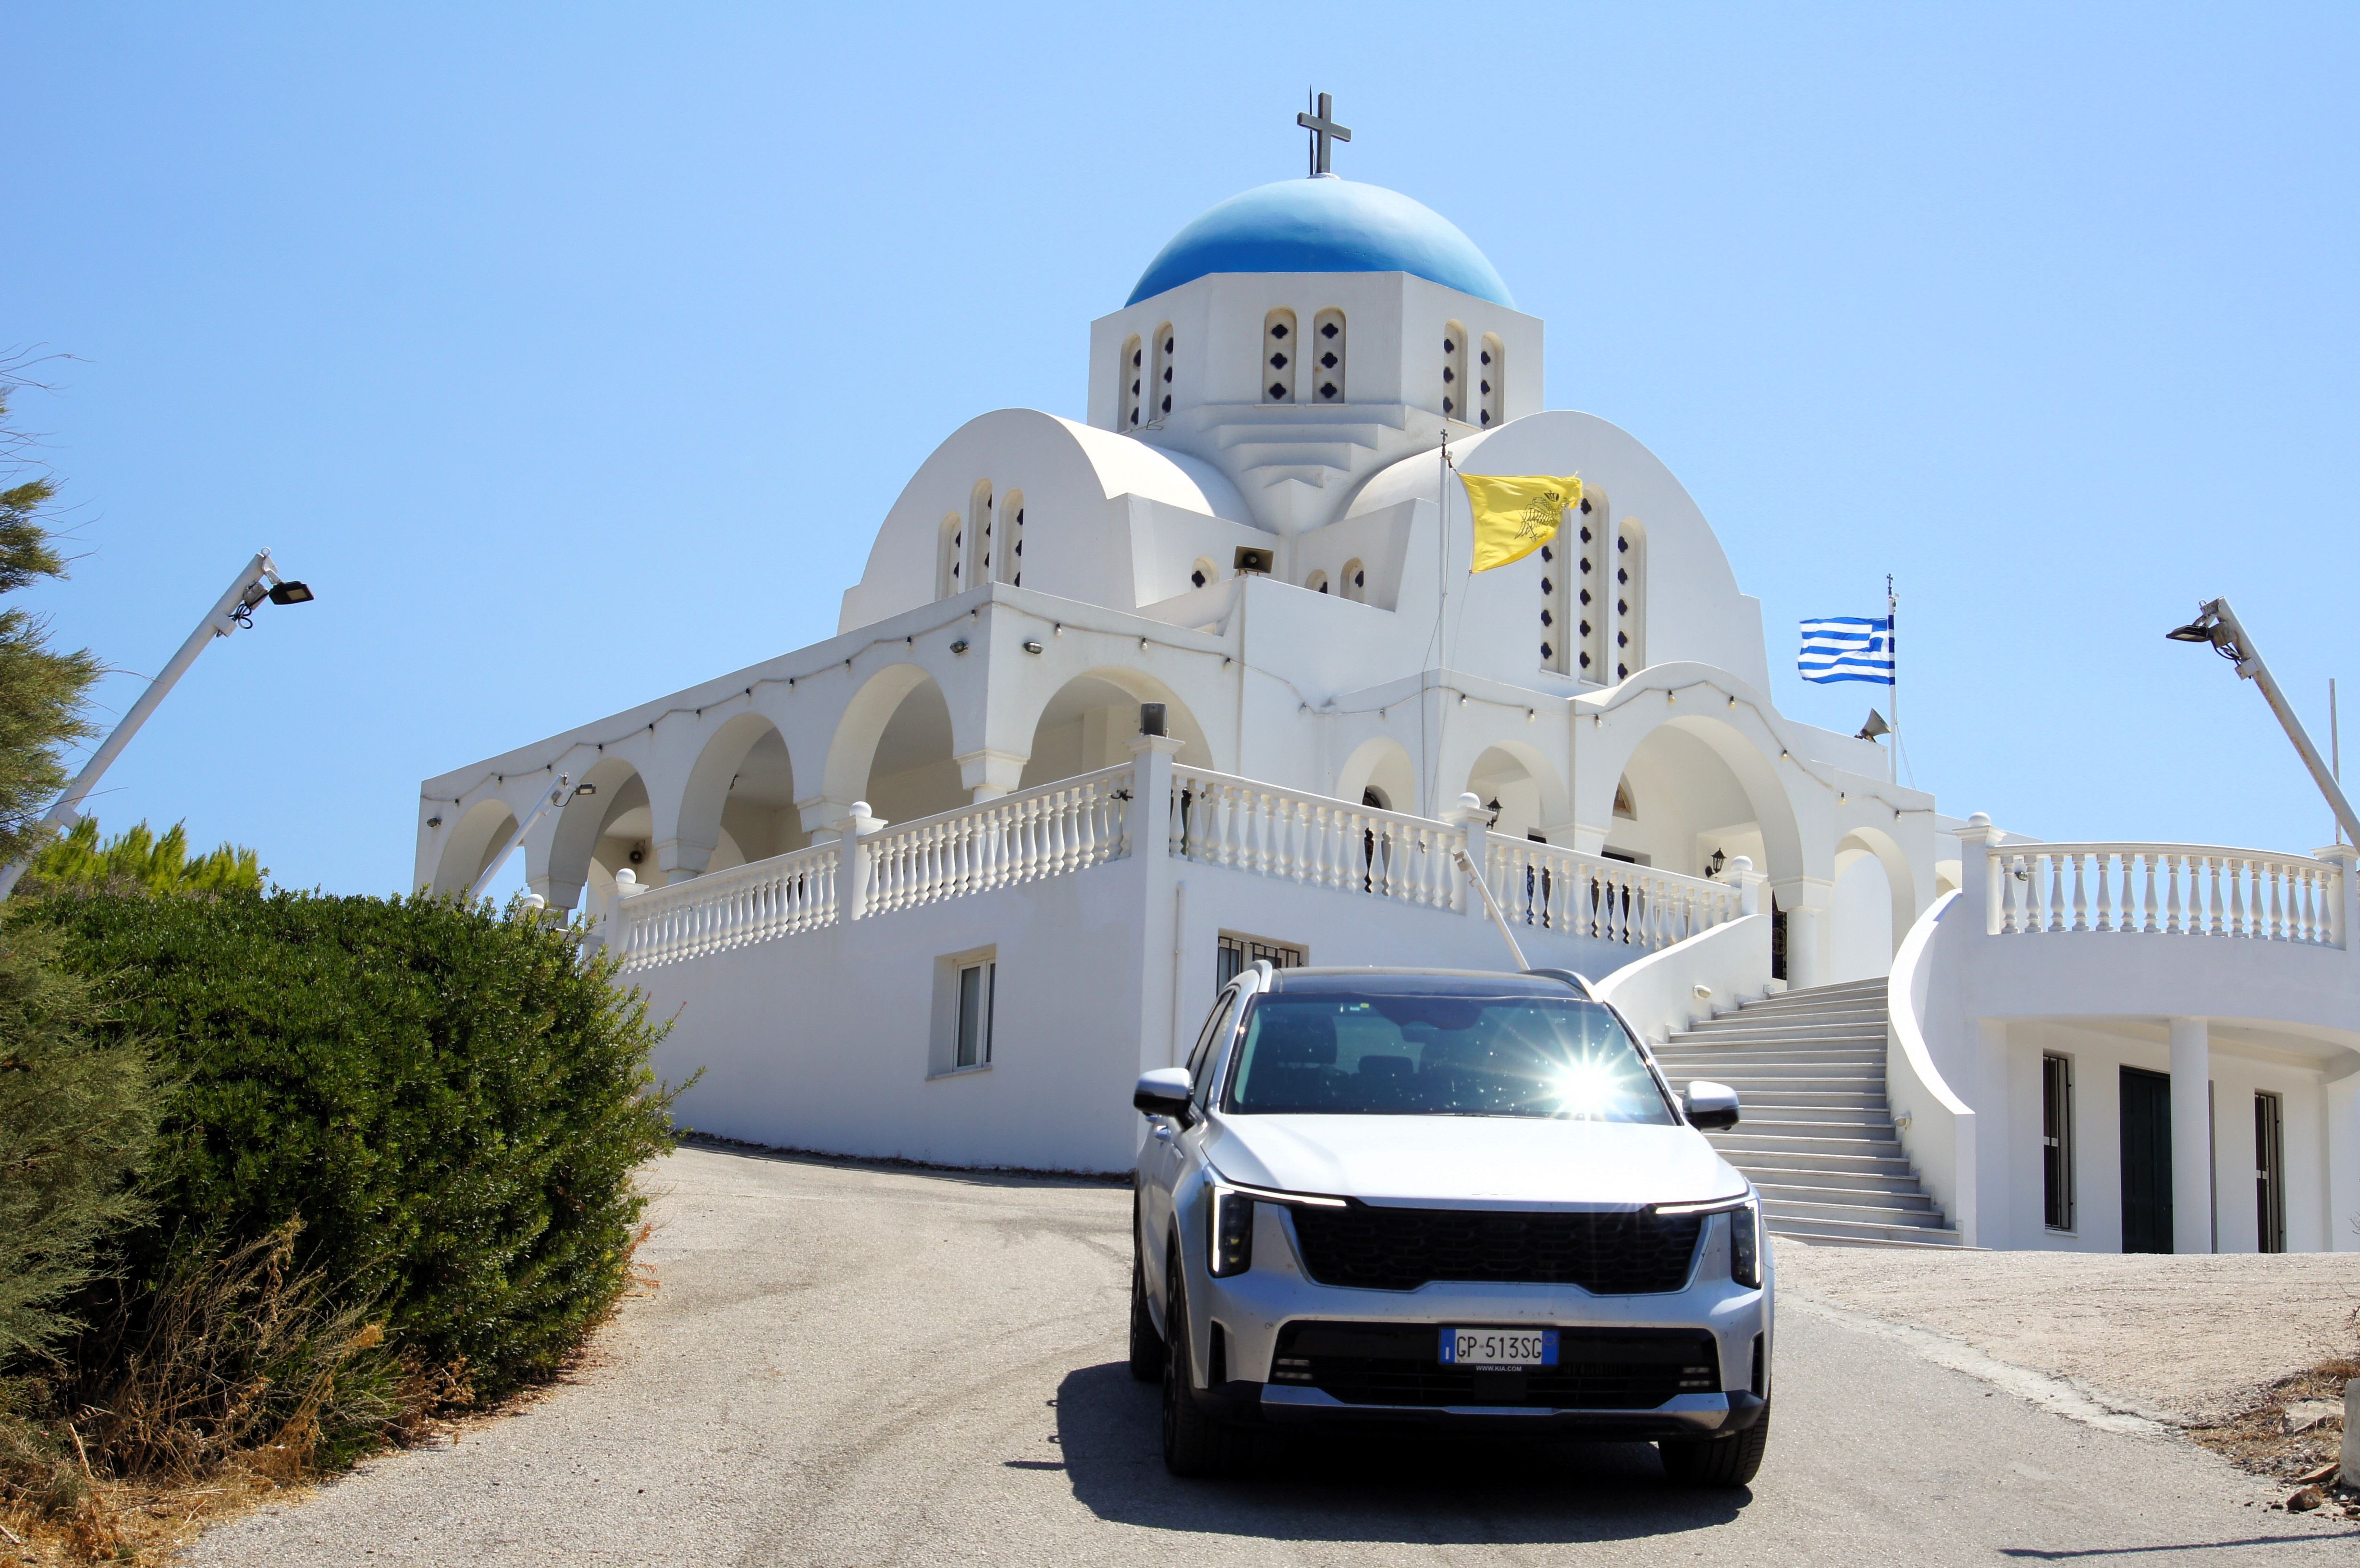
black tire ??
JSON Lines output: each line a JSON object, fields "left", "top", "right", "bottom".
{"left": 1658, "top": 1401, "right": 1770, "bottom": 1488}
{"left": 1128, "top": 1196, "right": 1164, "bottom": 1382}
{"left": 1160, "top": 1264, "right": 1238, "bottom": 1477}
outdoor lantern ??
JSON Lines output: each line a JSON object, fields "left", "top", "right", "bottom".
{"left": 266, "top": 580, "right": 315, "bottom": 605}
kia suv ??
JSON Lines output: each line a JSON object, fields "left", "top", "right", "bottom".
{"left": 1130, "top": 964, "right": 1770, "bottom": 1485}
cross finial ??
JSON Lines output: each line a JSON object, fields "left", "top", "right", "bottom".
{"left": 1297, "top": 90, "right": 1351, "bottom": 178}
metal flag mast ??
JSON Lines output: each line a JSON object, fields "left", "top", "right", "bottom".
{"left": 1887, "top": 574, "right": 1898, "bottom": 784}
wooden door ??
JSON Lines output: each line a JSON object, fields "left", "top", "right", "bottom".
{"left": 2119, "top": 1067, "right": 2173, "bottom": 1253}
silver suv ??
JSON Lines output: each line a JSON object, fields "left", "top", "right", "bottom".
{"left": 1130, "top": 965, "right": 1771, "bottom": 1484}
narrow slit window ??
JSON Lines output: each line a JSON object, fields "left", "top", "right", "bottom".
{"left": 2042, "top": 1053, "right": 2076, "bottom": 1231}
{"left": 1263, "top": 309, "right": 1297, "bottom": 403}
{"left": 1479, "top": 333, "right": 1504, "bottom": 427}
{"left": 1121, "top": 334, "right": 1143, "bottom": 429}
{"left": 969, "top": 481, "right": 994, "bottom": 587}
{"left": 1442, "top": 321, "right": 1467, "bottom": 421}
{"left": 1341, "top": 557, "right": 1365, "bottom": 603}
{"left": 1312, "top": 308, "right": 1346, "bottom": 402}
{"left": 2255, "top": 1090, "right": 2285, "bottom": 1253}
{"left": 998, "top": 490, "right": 1023, "bottom": 586}
{"left": 1615, "top": 518, "right": 1647, "bottom": 679}
{"left": 1151, "top": 322, "right": 1175, "bottom": 419}
{"left": 939, "top": 512, "right": 963, "bottom": 598}
{"left": 956, "top": 960, "right": 996, "bottom": 1068}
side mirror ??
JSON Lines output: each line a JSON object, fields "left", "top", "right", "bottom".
{"left": 1683, "top": 1080, "right": 1740, "bottom": 1132}
{"left": 1134, "top": 1067, "right": 1193, "bottom": 1120}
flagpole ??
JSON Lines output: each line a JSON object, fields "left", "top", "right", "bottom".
{"left": 1886, "top": 574, "right": 1898, "bottom": 785}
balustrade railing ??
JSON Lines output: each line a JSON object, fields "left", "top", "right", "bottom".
{"left": 1988, "top": 843, "right": 2345, "bottom": 947}
{"left": 1486, "top": 834, "right": 1743, "bottom": 951}
{"left": 1168, "top": 767, "right": 1462, "bottom": 909}
{"left": 614, "top": 841, "right": 837, "bottom": 970}
{"left": 863, "top": 766, "right": 1131, "bottom": 917}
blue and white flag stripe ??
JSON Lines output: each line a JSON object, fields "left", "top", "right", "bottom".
{"left": 1799, "top": 616, "right": 1894, "bottom": 685}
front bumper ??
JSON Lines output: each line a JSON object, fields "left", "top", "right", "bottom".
{"left": 1181, "top": 1203, "right": 1772, "bottom": 1439}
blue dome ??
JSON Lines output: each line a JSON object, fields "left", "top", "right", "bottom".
{"left": 1127, "top": 178, "right": 1515, "bottom": 308}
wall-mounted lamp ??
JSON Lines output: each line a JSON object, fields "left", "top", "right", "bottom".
{"left": 950, "top": 638, "right": 970, "bottom": 655}
{"left": 1022, "top": 639, "right": 1044, "bottom": 654}
{"left": 573, "top": 783, "right": 597, "bottom": 799}
{"left": 426, "top": 814, "right": 442, "bottom": 829}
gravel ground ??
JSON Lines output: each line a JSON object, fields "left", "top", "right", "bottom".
{"left": 175, "top": 1144, "right": 2355, "bottom": 1567}
{"left": 1773, "top": 1241, "right": 2360, "bottom": 1425}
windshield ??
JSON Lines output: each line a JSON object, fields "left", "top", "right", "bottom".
{"left": 1221, "top": 991, "right": 1676, "bottom": 1122}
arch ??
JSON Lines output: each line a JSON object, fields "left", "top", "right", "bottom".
{"left": 1441, "top": 320, "right": 1468, "bottom": 421}
{"left": 1150, "top": 321, "right": 1175, "bottom": 420}
{"left": 969, "top": 480, "right": 995, "bottom": 587}
{"left": 1478, "top": 333, "right": 1504, "bottom": 427}
{"left": 1304, "top": 568, "right": 1329, "bottom": 594}
{"left": 1341, "top": 557, "right": 1366, "bottom": 602}
{"left": 823, "top": 663, "right": 966, "bottom": 825}
{"left": 1312, "top": 308, "right": 1346, "bottom": 402}
{"left": 1615, "top": 516, "right": 1647, "bottom": 679}
{"left": 675, "top": 712, "right": 804, "bottom": 877}
{"left": 1120, "top": 333, "right": 1143, "bottom": 429}
{"left": 1834, "top": 825, "right": 1918, "bottom": 975}
{"left": 1336, "top": 736, "right": 1417, "bottom": 817}
{"left": 1602, "top": 711, "right": 1807, "bottom": 888}
{"left": 543, "top": 756, "right": 653, "bottom": 911}
{"left": 1460, "top": 741, "right": 1569, "bottom": 842}
{"left": 1018, "top": 667, "right": 1214, "bottom": 789}
{"left": 998, "top": 490, "right": 1024, "bottom": 587}
{"left": 1935, "top": 858, "right": 1963, "bottom": 898}
{"left": 1262, "top": 308, "right": 1297, "bottom": 403}
{"left": 1190, "top": 555, "right": 1216, "bottom": 590}
{"left": 936, "top": 512, "right": 962, "bottom": 599}
{"left": 431, "top": 796, "right": 518, "bottom": 898}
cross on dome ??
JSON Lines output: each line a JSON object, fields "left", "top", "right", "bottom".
{"left": 1297, "top": 91, "right": 1351, "bottom": 177}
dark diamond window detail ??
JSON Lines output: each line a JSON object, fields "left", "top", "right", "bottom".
{"left": 1480, "top": 348, "right": 1492, "bottom": 365}
{"left": 1481, "top": 411, "right": 1492, "bottom": 425}
{"left": 1618, "top": 536, "right": 1628, "bottom": 552}
{"left": 1320, "top": 381, "right": 1338, "bottom": 399}
{"left": 1132, "top": 349, "right": 1142, "bottom": 367}
{"left": 1443, "top": 338, "right": 1456, "bottom": 353}
{"left": 1354, "top": 569, "right": 1364, "bottom": 586}
{"left": 1271, "top": 322, "right": 1289, "bottom": 339}
{"left": 1163, "top": 367, "right": 1173, "bottom": 382}
{"left": 1271, "top": 352, "right": 1289, "bottom": 369}
{"left": 1442, "top": 367, "right": 1456, "bottom": 383}
{"left": 1618, "top": 662, "right": 1628, "bottom": 679}
{"left": 1618, "top": 567, "right": 1628, "bottom": 585}
{"left": 1579, "top": 557, "right": 1591, "bottom": 573}
{"left": 1322, "top": 321, "right": 1340, "bottom": 338}
{"left": 1579, "top": 651, "right": 1592, "bottom": 668}
{"left": 1579, "top": 498, "right": 1592, "bottom": 514}
{"left": 1618, "top": 631, "right": 1629, "bottom": 647}
{"left": 1191, "top": 570, "right": 1206, "bottom": 588}
{"left": 1320, "top": 351, "right": 1338, "bottom": 368}
{"left": 1013, "top": 572, "right": 1021, "bottom": 585}
{"left": 1617, "top": 598, "right": 1627, "bottom": 616}
{"left": 1163, "top": 337, "right": 1173, "bottom": 353}
{"left": 1014, "top": 540, "right": 1022, "bottom": 555}
{"left": 1161, "top": 394, "right": 1171, "bottom": 413}
{"left": 1540, "top": 546, "right": 1553, "bottom": 562}
{"left": 1269, "top": 382, "right": 1289, "bottom": 400}
{"left": 1541, "top": 641, "right": 1554, "bottom": 660}
{"left": 1443, "top": 396, "right": 1455, "bottom": 414}
{"left": 1015, "top": 509, "right": 1024, "bottom": 523}
{"left": 1479, "top": 380, "right": 1491, "bottom": 395}
{"left": 1540, "top": 577, "right": 1554, "bottom": 596}
{"left": 1580, "top": 527, "right": 1593, "bottom": 543}
{"left": 1129, "top": 406, "right": 1139, "bottom": 423}
{"left": 1580, "top": 588, "right": 1592, "bottom": 605}
{"left": 1579, "top": 621, "right": 1592, "bottom": 637}
{"left": 953, "top": 531, "right": 962, "bottom": 547}
{"left": 1540, "top": 608, "right": 1553, "bottom": 626}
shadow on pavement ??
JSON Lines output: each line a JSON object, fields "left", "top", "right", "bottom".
{"left": 1054, "top": 1362, "right": 1749, "bottom": 1544}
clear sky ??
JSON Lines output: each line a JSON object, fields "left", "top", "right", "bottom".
{"left": 7, "top": 3, "right": 2355, "bottom": 898}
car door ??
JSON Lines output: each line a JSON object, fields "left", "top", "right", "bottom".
{"left": 1145, "top": 989, "right": 1236, "bottom": 1306}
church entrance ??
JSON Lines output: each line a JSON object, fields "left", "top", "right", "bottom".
{"left": 2119, "top": 1067, "right": 2173, "bottom": 1253}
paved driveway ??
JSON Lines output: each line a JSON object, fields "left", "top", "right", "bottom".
{"left": 188, "top": 1145, "right": 2348, "bottom": 1567}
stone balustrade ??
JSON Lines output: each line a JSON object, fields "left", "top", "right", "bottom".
{"left": 1987, "top": 842, "right": 2345, "bottom": 947}
{"left": 1485, "top": 835, "right": 1745, "bottom": 951}
{"left": 1167, "top": 765, "right": 1462, "bottom": 909}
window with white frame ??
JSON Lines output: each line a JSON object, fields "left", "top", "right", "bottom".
{"left": 932, "top": 946, "right": 999, "bottom": 1075}
{"left": 956, "top": 959, "right": 996, "bottom": 1068}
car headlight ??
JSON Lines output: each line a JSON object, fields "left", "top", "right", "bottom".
{"left": 1729, "top": 1197, "right": 1761, "bottom": 1289}
{"left": 1208, "top": 1184, "right": 1254, "bottom": 1277}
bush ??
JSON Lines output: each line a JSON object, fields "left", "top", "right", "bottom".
{"left": 23, "top": 889, "right": 681, "bottom": 1403}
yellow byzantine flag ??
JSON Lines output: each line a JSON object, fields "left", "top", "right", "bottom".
{"left": 1459, "top": 473, "right": 1583, "bottom": 573}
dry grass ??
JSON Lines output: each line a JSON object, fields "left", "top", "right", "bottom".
{"left": 2189, "top": 1357, "right": 2359, "bottom": 1517}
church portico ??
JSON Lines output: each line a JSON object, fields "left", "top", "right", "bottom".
{"left": 417, "top": 109, "right": 2354, "bottom": 1244}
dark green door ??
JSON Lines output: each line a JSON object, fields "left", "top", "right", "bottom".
{"left": 2120, "top": 1067, "right": 2173, "bottom": 1253}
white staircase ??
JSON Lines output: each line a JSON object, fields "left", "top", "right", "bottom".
{"left": 1651, "top": 979, "right": 1965, "bottom": 1249}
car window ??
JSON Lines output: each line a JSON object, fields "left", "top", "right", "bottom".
{"left": 1185, "top": 994, "right": 1236, "bottom": 1110}
{"left": 1224, "top": 991, "right": 1674, "bottom": 1122}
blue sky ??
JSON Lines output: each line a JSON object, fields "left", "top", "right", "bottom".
{"left": 7, "top": 4, "right": 2355, "bottom": 897}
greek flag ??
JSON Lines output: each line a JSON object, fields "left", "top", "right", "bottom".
{"left": 1799, "top": 616, "right": 1894, "bottom": 685}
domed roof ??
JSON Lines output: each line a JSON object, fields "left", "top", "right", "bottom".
{"left": 1127, "top": 178, "right": 1515, "bottom": 308}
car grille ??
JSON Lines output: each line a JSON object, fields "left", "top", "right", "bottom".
{"left": 1286, "top": 1204, "right": 1704, "bottom": 1294}
{"left": 1271, "top": 1323, "right": 1719, "bottom": 1409}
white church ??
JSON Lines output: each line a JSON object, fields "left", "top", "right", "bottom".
{"left": 417, "top": 115, "right": 2359, "bottom": 1255}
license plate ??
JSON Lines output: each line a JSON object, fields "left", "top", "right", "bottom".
{"left": 1438, "top": 1327, "right": 1559, "bottom": 1367}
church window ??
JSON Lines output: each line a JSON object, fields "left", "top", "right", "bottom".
{"left": 1480, "top": 333, "right": 1504, "bottom": 427}
{"left": 1341, "top": 557, "right": 1366, "bottom": 603}
{"left": 938, "top": 512, "right": 962, "bottom": 599}
{"left": 1539, "top": 538, "right": 1572, "bottom": 674}
{"left": 1191, "top": 556, "right": 1215, "bottom": 591}
{"left": 1121, "top": 334, "right": 1143, "bottom": 429}
{"left": 1151, "top": 323, "right": 1175, "bottom": 419}
{"left": 1441, "top": 322, "right": 1467, "bottom": 420}
{"left": 956, "top": 959, "right": 996, "bottom": 1068}
{"left": 1313, "top": 309, "right": 1346, "bottom": 402}
{"left": 1615, "top": 518, "right": 1647, "bottom": 678}
{"left": 1576, "top": 491, "right": 1609, "bottom": 681}
{"left": 1304, "top": 568, "right": 1328, "bottom": 594}
{"left": 998, "top": 490, "right": 1023, "bottom": 586}
{"left": 969, "top": 481, "right": 995, "bottom": 587}
{"left": 1263, "top": 309, "right": 1296, "bottom": 403}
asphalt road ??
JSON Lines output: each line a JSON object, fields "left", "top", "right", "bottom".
{"left": 188, "top": 1144, "right": 2350, "bottom": 1567}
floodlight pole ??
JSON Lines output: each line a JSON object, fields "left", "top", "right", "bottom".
{"left": 464, "top": 773, "right": 572, "bottom": 905}
{"left": 0, "top": 549, "right": 309, "bottom": 902}
{"left": 2171, "top": 596, "right": 2360, "bottom": 849}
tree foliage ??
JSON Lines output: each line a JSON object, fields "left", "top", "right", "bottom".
{"left": 0, "top": 380, "right": 102, "bottom": 872}
{"left": 26, "top": 890, "right": 683, "bottom": 1400}
{"left": 27, "top": 817, "right": 263, "bottom": 897}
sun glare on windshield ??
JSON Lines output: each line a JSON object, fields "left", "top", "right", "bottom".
{"left": 1223, "top": 992, "right": 1675, "bottom": 1123}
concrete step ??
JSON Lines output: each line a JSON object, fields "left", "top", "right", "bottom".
{"left": 1721, "top": 1094, "right": 1892, "bottom": 1117}
{"left": 1756, "top": 1180, "right": 1936, "bottom": 1211}
{"left": 1658, "top": 1044, "right": 1887, "bottom": 1062}
{"left": 1721, "top": 1105, "right": 1894, "bottom": 1129}
{"left": 1691, "top": 1003, "right": 1890, "bottom": 1026}
{"left": 1768, "top": 1214, "right": 1965, "bottom": 1248}
{"left": 1671, "top": 1022, "right": 1889, "bottom": 1045}
{"left": 1763, "top": 1193, "right": 1947, "bottom": 1226}
{"left": 1714, "top": 1149, "right": 1923, "bottom": 1181}
{"left": 1660, "top": 1065, "right": 1887, "bottom": 1085}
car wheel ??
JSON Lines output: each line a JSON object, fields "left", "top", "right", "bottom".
{"left": 1128, "top": 1197, "right": 1163, "bottom": 1383}
{"left": 1160, "top": 1264, "right": 1235, "bottom": 1477}
{"left": 1658, "top": 1401, "right": 1770, "bottom": 1488}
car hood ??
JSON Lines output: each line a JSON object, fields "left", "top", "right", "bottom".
{"left": 1201, "top": 1114, "right": 1745, "bottom": 1209}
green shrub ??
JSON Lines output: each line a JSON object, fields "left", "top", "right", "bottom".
{"left": 24, "top": 889, "right": 681, "bottom": 1402}
{"left": 27, "top": 816, "right": 263, "bottom": 897}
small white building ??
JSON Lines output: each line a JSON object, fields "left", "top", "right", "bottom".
{"left": 417, "top": 165, "right": 2359, "bottom": 1254}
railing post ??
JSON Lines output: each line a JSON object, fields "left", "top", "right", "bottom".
{"left": 2318, "top": 842, "right": 2358, "bottom": 953}
{"left": 834, "top": 801, "right": 885, "bottom": 920}
{"left": 1128, "top": 730, "right": 1183, "bottom": 862}
{"left": 1443, "top": 793, "right": 1491, "bottom": 918}
{"left": 1956, "top": 812, "right": 2001, "bottom": 936}
{"left": 1730, "top": 854, "right": 1762, "bottom": 917}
